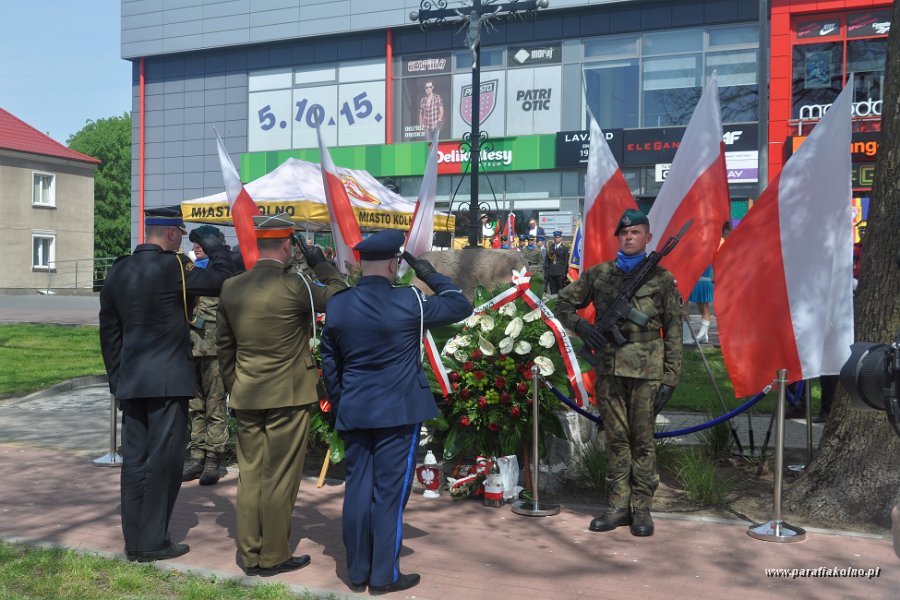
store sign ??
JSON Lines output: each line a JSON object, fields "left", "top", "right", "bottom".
{"left": 400, "top": 74, "right": 453, "bottom": 143}
{"left": 506, "top": 66, "right": 562, "bottom": 136}
{"left": 554, "top": 129, "right": 623, "bottom": 167}
{"left": 622, "top": 124, "right": 757, "bottom": 166}
{"left": 796, "top": 18, "right": 841, "bottom": 39}
{"left": 847, "top": 10, "right": 892, "bottom": 38}
{"left": 460, "top": 79, "right": 500, "bottom": 125}
{"left": 402, "top": 54, "right": 451, "bottom": 75}
{"left": 791, "top": 132, "right": 881, "bottom": 162}
{"left": 852, "top": 163, "right": 876, "bottom": 189}
{"left": 654, "top": 150, "right": 758, "bottom": 184}
{"left": 451, "top": 73, "right": 505, "bottom": 138}
{"left": 508, "top": 44, "right": 561, "bottom": 67}
{"left": 798, "top": 98, "right": 883, "bottom": 120}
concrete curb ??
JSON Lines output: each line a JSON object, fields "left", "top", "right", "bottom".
{"left": 1, "top": 375, "right": 108, "bottom": 405}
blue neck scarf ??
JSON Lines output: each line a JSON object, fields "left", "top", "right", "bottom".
{"left": 616, "top": 250, "right": 646, "bottom": 273}
{"left": 194, "top": 258, "right": 209, "bottom": 269}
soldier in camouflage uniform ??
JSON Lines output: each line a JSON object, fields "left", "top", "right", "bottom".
{"left": 183, "top": 226, "right": 230, "bottom": 486}
{"left": 520, "top": 235, "right": 544, "bottom": 277}
{"left": 556, "top": 209, "right": 682, "bottom": 537}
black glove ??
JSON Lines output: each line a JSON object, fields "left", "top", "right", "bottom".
{"left": 402, "top": 251, "right": 436, "bottom": 279}
{"left": 654, "top": 384, "right": 675, "bottom": 415}
{"left": 574, "top": 320, "right": 603, "bottom": 351}
{"left": 291, "top": 234, "right": 326, "bottom": 269}
{"left": 188, "top": 228, "right": 226, "bottom": 256}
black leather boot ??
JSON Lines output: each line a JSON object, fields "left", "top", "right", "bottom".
{"left": 589, "top": 506, "right": 631, "bottom": 532}
{"left": 630, "top": 507, "right": 655, "bottom": 536}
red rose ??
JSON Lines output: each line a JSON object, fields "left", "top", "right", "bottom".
{"left": 500, "top": 392, "right": 511, "bottom": 404}
{"left": 494, "top": 376, "right": 507, "bottom": 389}
{"left": 459, "top": 416, "right": 470, "bottom": 426}
{"left": 487, "top": 423, "right": 500, "bottom": 432}
{"left": 462, "top": 361, "right": 474, "bottom": 372}
{"left": 511, "top": 406, "right": 521, "bottom": 419}
{"left": 517, "top": 382, "right": 529, "bottom": 396}
{"left": 451, "top": 382, "right": 460, "bottom": 391}
{"left": 473, "top": 370, "right": 485, "bottom": 381}
{"left": 461, "top": 388, "right": 471, "bottom": 399}
{"left": 449, "top": 371, "right": 460, "bottom": 382}
{"left": 477, "top": 396, "right": 488, "bottom": 410}
{"left": 498, "top": 354, "right": 507, "bottom": 361}
{"left": 471, "top": 349, "right": 483, "bottom": 360}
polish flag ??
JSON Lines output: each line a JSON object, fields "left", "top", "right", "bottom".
{"left": 582, "top": 116, "right": 637, "bottom": 270}
{"left": 399, "top": 128, "right": 441, "bottom": 277}
{"left": 215, "top": 130, "right": 260, "bottom": 269}
{"left": 316, "top": 123, "right": 362, "bottom": 273}
{"left": 502, "top": 212, "right": 516, "bottom": 242}
{"left": 647, "top": 73, "right": 730, "bottom": 299}
{"left": 714, "top": 84, "right": 854, "bottom": 397}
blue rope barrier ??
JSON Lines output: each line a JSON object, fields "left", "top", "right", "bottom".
{"left": 543, "top": 379, "right": 773, "bottom": 438}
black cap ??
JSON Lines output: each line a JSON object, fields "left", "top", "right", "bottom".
{"left": 354, "top": 229, "right": 405, "bottom": 261}
{"left": 144, "top": 205, "right": 186, "bottom": 232}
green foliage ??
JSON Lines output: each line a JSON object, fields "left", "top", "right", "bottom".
{"left": 674, "top": 447, "right": 734, "bottom": 506}
{"left": 572, "top": 440, "right": 608, "bottom": 493}
{"left": 0, "top": 541, "right": 326, "bottom": 599}
{"left": 0, "top": 324, "right": 105, "bottom": 397}
{"left": 67, "top": 113, "right": 132, "bottom": 260}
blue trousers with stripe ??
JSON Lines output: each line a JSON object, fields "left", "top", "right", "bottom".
{"left": 340, "top": 424, "right": 419, "bottom": 587}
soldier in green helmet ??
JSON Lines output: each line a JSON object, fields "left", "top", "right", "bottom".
{"left": 556, "top": 208, "right": 683, "bottom": 537}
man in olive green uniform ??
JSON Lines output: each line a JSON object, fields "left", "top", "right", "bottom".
{"left": 521, "top": 235, "right": 544, "bottom": 278}
{"left": 216, "top": 213, "right": 347, "bottom": 575}
{"left": 556, "top": 209, "right": 682, "bottom": 537}
{"left": 184, "top": 226, "right": 230, "bottom": 486}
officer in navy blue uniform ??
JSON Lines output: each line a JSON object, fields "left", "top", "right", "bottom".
{"left": 99, "top": 206, "right": 234, "bottom": 562}
{"left": 321, "top": 230, "right": 472, "bottom": 594}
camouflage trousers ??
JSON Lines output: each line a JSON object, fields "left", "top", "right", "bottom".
{"left": 188, "top": 356, "right": 229, "bottom": 458}
{"left": 597, "top": 375, "right": 660, "bottom": 510}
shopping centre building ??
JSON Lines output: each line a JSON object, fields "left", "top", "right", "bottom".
{"left": 121, "top": 0, "right": 889, "bottom": 244}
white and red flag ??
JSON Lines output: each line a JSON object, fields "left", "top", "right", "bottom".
{"left": 215, "top": 130, "right": 261, "bottom": 269}
{"left": 582, "top": 115, "right": 637, "bottom": 270}
{"left": 647, "top": 73, "right": 730, "bottom": 299}
{"left": 398, "top": 128, "right": 441, "bottom": 277}
{"left": 714, "top": 84, "right": 854, "bottom": 397}
{"left": 501, "top": 212, "right": 516, "bottom": 243}
{"left": 316, "top": 123, "right": 362, "bottom": 273}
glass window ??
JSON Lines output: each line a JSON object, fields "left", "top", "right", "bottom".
{"left": 584, "top": 35, "right": 639, "bottom": 59}
{"left": 32, "top": 172, "right": 55, "bottom": 206}
{"left": 708, "top": 24, "right": 759, "bottom": 47}
{"left": 642, "top": 29, "right": 703, "bottom": 55}
{"left": 32, "top": 234, "right": 55, "bottom": 269}
{"left": 642, "top": 55, "right": 701, "bottom": 126}
{"left": 848, "top": 38, "right": 886, "bottom": 106}
{"left": 708, "top": 49, "right": 759, "bottom": 122}
{"left": 792, "top": 42, "right": 843, "bottom": 120}
{"left": 455, "top": 47, "right": 504, "bottom": 70}
{"left": 584, "top": 60, "right": 640, "bottom": 129}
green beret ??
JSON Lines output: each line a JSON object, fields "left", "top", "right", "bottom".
{"left": 615, "top": 209, "right": 649, "bottom": 235}
{"left": 192, "top": 225, "right": 224, "bottom": 240}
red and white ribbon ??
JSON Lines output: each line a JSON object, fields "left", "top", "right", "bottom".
{"left": 470, "top": 268, "right": 590, "bottom": 406}
{"left": 425, "top": 330, "right": 451, "bottom": 397}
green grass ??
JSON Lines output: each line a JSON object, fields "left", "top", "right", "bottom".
{"left": 0, "top": 542, "right": 337, "bottom": 600}
{"left": 0, "top": 324, "right": 105, "bottom": 397}
{"left": 572, "top": 441, "right": 608, "bottom": 494}
{"left": 673, "top": 447, "right": 734, "bottom": 507}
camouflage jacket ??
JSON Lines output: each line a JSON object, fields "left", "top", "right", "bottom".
{"left": 190, "top": 296, "right": 220, "bottom": 357}
{"left": 520, "top": 247, "right": 544, "bottom": 272}
{"left": 555, "top": 261, "right": 682, "bottom": 386}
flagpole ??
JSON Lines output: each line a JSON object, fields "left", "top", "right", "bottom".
{"left": 757, "top": 0, "right": 769, "bottom": 193}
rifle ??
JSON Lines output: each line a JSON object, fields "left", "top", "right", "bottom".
{"left": 579, "top": 219, "right": 692, "bottom": 366}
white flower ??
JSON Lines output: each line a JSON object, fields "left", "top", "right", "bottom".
{"left": 504, "top": 317, "right": 523, "bottom": 339}
{"left": 539, "top": 331, "right": 556, "bottom": 348}
{"left": 499, "top": 303, "right": 517, "bottom": 317}
{"left": 498, "top": 337, "right": 514, "bottom": 354}
{"left": 513, "top": 340, "right": 532, "bottom": 355}
{"left": 480, "top": 315, "right": 495, "bottom": 332}
{"left": 444, "top": 336, "right": 461, "bottom": 355}
{"left": 458, "top": 335, "right": 472, "bottom": 347}
{"left": 465, "top": 314, "right": 482, "bottom": 328}
{"left": 454, "top": 350, "right": 469, "bottom": 362}
{"left": 478, "top": 336, "right": 496, "bottom": 356}
{"left": 534, "top": 356, "right": 555, "bottom": 376}
{"left": 523, "top": 308, "right": 542, "bottom": 322}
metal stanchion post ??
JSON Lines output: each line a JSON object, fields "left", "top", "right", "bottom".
{"left": 512, "top": 366, "right": 560, "bottom": 517}
{"left": 93, "top": 394, "right": 122, "bottom": 467}
{"left": 788, "top": 382, "right": 813, "bottom": 472}
{"left": 748, "top": 369, "right": 805, "bottom": 542}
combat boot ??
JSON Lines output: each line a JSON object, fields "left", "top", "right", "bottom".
{"left": 589, "top": 506, "right": 630, "bottom": 532}
{"left": 630, "top": 507, "right": 655, "bottom": 536}
{"left": 182, "top": 456, "right": 204, "bottom": 482}
{"left": 199, "top": 453, "right": 221, "bottom": 486}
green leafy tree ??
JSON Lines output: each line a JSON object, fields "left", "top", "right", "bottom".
{"left": 67, "top": 113, "right": 132, "bottom": 259}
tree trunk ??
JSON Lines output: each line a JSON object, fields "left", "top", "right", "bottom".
{"left": 785, "top": 3, "right": 900, "bottom": 527}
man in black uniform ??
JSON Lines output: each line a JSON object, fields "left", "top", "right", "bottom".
{"left": 99, "top": 206, "right": 234, "bottom": 562}
{"left": 545, "top": 230, "right": 570, "bottom": 295}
